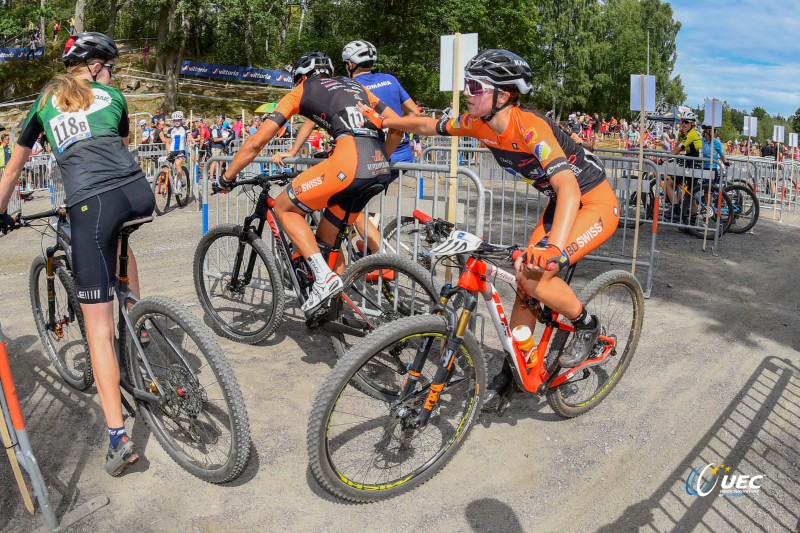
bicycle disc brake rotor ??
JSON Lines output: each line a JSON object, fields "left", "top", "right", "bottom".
{"left": 166, "top": 363, "right": 207, "bottom": 418}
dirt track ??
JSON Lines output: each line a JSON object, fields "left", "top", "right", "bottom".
{"left": 1, "top": 193, "right": 798, "bottom": 532}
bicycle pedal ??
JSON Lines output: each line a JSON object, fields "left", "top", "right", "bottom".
{"left": 304, "top": 307, "right": 330, "bottom": 328}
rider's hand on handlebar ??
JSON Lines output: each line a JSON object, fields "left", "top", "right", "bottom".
{"left": 0, "top": 211, "right": 20, "bottom": 234}
{"left": 272, "top": 151, "right": 292, "bottom": 166}
{"left": 515, "top": 244, "right": 569, "bottom": 274}
{"left": 212, "top": 176, "right": 234, "bottom": 195}
{"left": 356, "top": 102, "right": 385, "bottom": 129}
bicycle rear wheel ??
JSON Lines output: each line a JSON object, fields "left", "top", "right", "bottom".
{"left": 127, "top": 296, "right": 251, "bottom": 483}
{"left": 545, "top": 270, "right": 644, "bottom": 418}
{"left": 193, "top": 223, "right": 285, "bottom": 344}
{"left": 329, "top": 253, "right": 439, "bottom": 360}
{"left": 725, "top": 183, "right": 759, "bottom": 234}
{"left": 173, "top": 167, "right": 189, "bottom": 207}
{"left": 29, "top": 256, "right": 93, "bottom": 390}
{"left": 153, "top": 171, "right": 171, "bottom": 215}
{"left": 308, "top": 314, "right": 486, "bottom": 502}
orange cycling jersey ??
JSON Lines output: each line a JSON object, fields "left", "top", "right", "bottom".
{"left": 436, "top": 107, "right": 607, "bottom": 196}
{"left": 267, "top": 76, "right": 388, "bottom": 140}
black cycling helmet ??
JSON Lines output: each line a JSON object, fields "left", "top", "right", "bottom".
{"left": 291, "top": 50, "right": 334, "bottom": 84}
{"left": 62, "top": 32, "right": 118, "bottom": 67}
{"left": 463, "top": 49, "right": 532, "bottom": 121}
{"left": 464, "top": 49, "right": 533, "bottom": 95}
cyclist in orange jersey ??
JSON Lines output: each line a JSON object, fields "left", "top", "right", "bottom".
{"left": 216, "top": 51, "right": 402, "bottom": 319}
{"left": 359, "top": 49, "right": 620, "bottom": 412}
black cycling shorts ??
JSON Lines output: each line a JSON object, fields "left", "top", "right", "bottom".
{"left": 68, "top": 178, "right": 155, "bottom": 304}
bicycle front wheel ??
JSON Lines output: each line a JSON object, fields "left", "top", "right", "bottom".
{"left": 725, "top": 183, "right": 759, "bottom": 234}
{"left": 29, "top": 256, "right": 93, "bottom": 390}
{"left": 127, "top": 296, "right": 251, "bottom": 483}
{"left": 308, "top": 314, "right": 486, "bottom": 502}
{"left": 329, "top": 253, "right": 439, "bottom": 360}
{"left": 193, "top": 224, "right": 285, "bottom": 344}
{"left": 153, "top": 171, "right": 171, "bottom": 215}
{"left": 545, "top": 270, "right": 644, "bottom": 418}
{"left": 688, "top": 187, "right": 733, "bottom": 239}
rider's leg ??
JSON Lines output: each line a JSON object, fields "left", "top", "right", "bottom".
{"left": 352, "top": 211, "right": 382, "bottom": 254}
{"left": 313, "top": 211, "right": 352, "bottom": 275}
{"left": 80, "top": 302, "right": 123, "bottom": 429}
{"left": 275, "top": 190, "right": 343, "bottom": 315}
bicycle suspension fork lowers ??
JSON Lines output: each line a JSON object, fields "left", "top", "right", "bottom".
{"left": 404, "top": 292, "right": 478, "bottom": 429}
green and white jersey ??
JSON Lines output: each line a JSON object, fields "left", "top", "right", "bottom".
{"left": 19, "top": 81, "right": 143, "bottom": 207}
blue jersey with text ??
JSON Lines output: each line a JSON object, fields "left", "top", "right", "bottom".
{"left": 353, "top": 71, "right": 413, "bottom": 162}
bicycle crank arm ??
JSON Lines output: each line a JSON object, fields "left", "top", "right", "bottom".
{"left": 318, "top": 319, "right": 367, "bottom": 337}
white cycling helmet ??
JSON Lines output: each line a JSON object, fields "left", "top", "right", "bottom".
{"left": 171, "top": 110, "right": 184, "bottom": 121}
{"left": 679, "top": 110, "right": 697, "bottom": 122}
{"left": 342, "top": 40, "right": 377, "bottom": 68}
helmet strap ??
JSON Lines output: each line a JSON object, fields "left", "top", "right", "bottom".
{"left": 480, "top": 88, "right": 514, "bottom": 122}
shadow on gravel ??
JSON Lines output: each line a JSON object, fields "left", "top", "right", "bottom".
{"left": 597, "top": 356, "right": 800, "bottom": 532}
{"left": 465, "top": 497, "right": 524, "bottom": 532}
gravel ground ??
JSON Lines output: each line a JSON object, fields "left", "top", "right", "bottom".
{"left": 1, "top": 191, "right": 798, "bottom": 533}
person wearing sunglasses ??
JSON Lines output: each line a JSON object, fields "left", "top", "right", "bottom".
{"left": 0, "top": 32, "right": 154, "bottom": 476}
{"left": 217, "top": 50, "right": 403, "bottom": 319}
{"left": 358, "top": 49, "right": 619, "bottom": 414}
{"left": 664, "top": 110, "right": 703, "bottom": 218}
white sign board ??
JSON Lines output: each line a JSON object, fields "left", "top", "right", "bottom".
{"left": 773, "top": 125, "right": 785, "bottom": 143}
{"left": 439, "top": 33, "right": 479, "bottom": 92}
{"left": 703, "top": 98, "right": 723, "bottom": 127}
{"left": 743, "top": 115, "right": 758, "bottom": 137}
{"left": 629, "top": 75, "right": 656, "bottom": 112}
{"left": 789, "top": 133, "right": 798, "bottom": 148}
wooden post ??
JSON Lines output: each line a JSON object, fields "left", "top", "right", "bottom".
{"left": 445, "top": 33, "right": 461, "bottom": 283}
{"left": 630, "top": 74, "right": 646, "bottom": 275}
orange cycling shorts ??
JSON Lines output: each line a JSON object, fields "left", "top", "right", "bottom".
{"left": 529, "top": 180, "right": 619, "bottom": 265}
{"left": 286, "top": 135, "right": 392, "bottom": 226}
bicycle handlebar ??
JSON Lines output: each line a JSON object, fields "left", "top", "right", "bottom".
{"left": 211, "top": 170, "right": 302, "bottom": 195}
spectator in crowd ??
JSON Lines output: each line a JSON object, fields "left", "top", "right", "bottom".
{"left": 247, "top": 116, "right": 260, "bottom": 136}
{"left": 232, "top": 114, "right": 243, "bottom": 139}
{"left": 208, "top": 115, "right": 226, "bottom": 180}
{"left": 151, "top": 107, "right": 165, "bottom": 126}
{"left": 53, "top": 20, "right": 61, "bottom": 42}
{"left": 761, "top": 139, "right": 776, "bottom": 159}
{"left": 0, "top": 134, "right": 10, "bottom": 171}
{"left": 68, "top": 16, "right": 75, "bottom": 34}
{"left": 701, "top": 124, "right": 728, "bottom": 181}
{"left": 26, "top": 35, "right": 38, "bottom": 59}
{"left": 138, "top": 119, "right": 153, "bottom": 146}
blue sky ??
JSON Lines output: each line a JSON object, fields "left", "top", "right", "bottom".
{"left": 669, "top": 0, "right": 800, "bottom": 118}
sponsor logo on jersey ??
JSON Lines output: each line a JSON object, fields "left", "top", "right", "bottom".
{"left": 373, "top": 149, "right": 385, "bottom": 162}
{"left": 512, "top": 143, "right": 519, "bottom": 150}
{"left": 337, "top": 171, "right": 347, "bottom": 181}
{"left": 534, "top": 141, "right": 551, "bottom": 161}
{"left": 365, "top": 80, "right": 392, "bottom": 90}
{"left": 523, "top": 127, "right": 538, "bottom": 145}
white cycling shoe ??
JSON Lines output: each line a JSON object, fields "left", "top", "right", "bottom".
{"left": 301, "top": 272, "right": 344, "bottom": 317}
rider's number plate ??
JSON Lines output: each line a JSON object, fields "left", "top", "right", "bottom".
{"left": 49, "top": 111, "right": 92, "bottom": 153}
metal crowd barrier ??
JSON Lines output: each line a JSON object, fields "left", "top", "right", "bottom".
{"left": 200, "top": 156, "right": 486, "bottom": 240}
{"left": 21, "top": 154, "right": 54, "bottom": 191}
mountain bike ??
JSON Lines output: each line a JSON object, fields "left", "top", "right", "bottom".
{"left": 153, "top": 152, "right": 190, "bottom": 215}
{"left": 0, "top": 318, "right": 108, "bottom": 529}
{"left": 25, "top": 205, "right": 92, "bottom": 390}
{"left": 307, "top": 229, "right": 644, "bottom": 502}
{"left": 724, "top": 180, "right": 759, "bottom": 234}
{"left": 193, "top": 171, "right": 438, "bottom": 353}
{"left": 10, "top": 210, "right": 251, "bottom": 483}
{"left": 621, "top": 170, "right": 734, "bottom": 238}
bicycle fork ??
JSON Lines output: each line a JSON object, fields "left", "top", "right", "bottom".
{"left": 401, "top": 291, "right": 478, "bottom": 429}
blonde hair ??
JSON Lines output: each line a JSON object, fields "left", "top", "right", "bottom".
{"left": 40, "top": 64, "right": 96, "bottom": 112}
